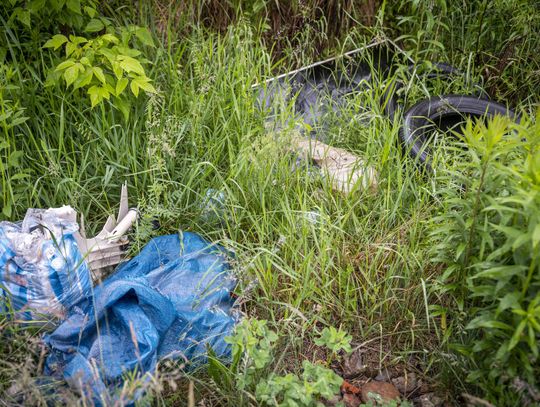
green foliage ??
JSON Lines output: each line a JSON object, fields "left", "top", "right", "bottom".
{"left": 219, "top": 319, "right": 345, "bottom": 406}
{"left": 3, "top": 0, "right": 98, "bottom": 31}
{"left": 314, "top": 326, "right": 352, "bottom": 355}
{"left": 0, "top": 63, "right": 30, "bottom": 218}
{"left": 430, "top": 113, "right": 540, "bottom": 402}
{"left": 255, "top": 360, "right": 343, "bottom": 407}
{"left": 44, "top": 26, "right": 156, "bottom": 114}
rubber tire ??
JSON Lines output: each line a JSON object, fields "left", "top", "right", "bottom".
{"left": 383, "top": 62, "right": 487, "bottom": 120}
{"left": 400, "top": 95, "right": 518, "bottom": 165}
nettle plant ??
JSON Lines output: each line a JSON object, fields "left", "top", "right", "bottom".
{"left": 210, "top": 319, "right": 345, "bottom": 406}
{"left": 430, "top": 113, "right": 540, "bottom": 401}
{"left": 44, "top": 25, "right": 156, "bottom": 117}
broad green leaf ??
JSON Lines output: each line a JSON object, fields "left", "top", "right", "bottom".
{"left": 15, "top": 9, "right": 31, "bottom": 28}
{"left": 55, "top": 59, "right": 75, "bottom": 71}
{"left": 64, "top": 63, "right": 83, "bottom": 87}
{"left": 130, "top": 80, "right": 139, "bottom": 97}
{"left": 133, "top": 76, "right": 156, "bottom": 93}
{"left": 44, "top": 34, "right": 68, "bottom": 50}
{"left": 92, "top": 67, "right": 106, "bottom": 83}
{"left": 498, "top": 292, "right": 521, "bottom": 313}
{"left": 115, "top": 77, "right": 128, "bottom": 95}
{"left": 84, "top": 18, "right": 104, "bottom": 33}
{"left": 66, "top": 0, "right": 81, "bottom": 14}
{"left": 134, "top": 27, "right": 154, "bottom": 47}
{"left": 73, "top": 68, "right": 93, "bottom": 89}
{"left": 473, "top": 265, "right": 527, "bottom": 280}
{"left": 101, "top": 34, "right": 119, "bottom": 44}
{"left": 28, "top": 0, "right": 46, "bottom": 12}
{"left": 118, "top": 55, "right": 145, "bottom": 75}
{"left": 66, "top": 42, "right": 77, "bottom": 57}
{"left": 3, "top": 204, "right": 12, "bottom": 218}
{"left": 96, "top": 86, "right": 110, "bottom": 100}
{"left": 87, "top": 85, "right": 102, "bottom": 107}
{"left": 83, "top": 6, "right": 96, "bottom": 17}
{"left": 68, "top": 35, "right": 88, "bottom": 45}
{"left": 10, "top": 173, "right": 30, "bottom": 181}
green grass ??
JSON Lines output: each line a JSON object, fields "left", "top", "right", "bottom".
{"left": 1, "top": 1, "right": 540, "bottom": 406}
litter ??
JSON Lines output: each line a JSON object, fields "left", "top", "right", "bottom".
{"left": 0, "top": 185, "right": 136, "bottom": 321}
{"left": 257, "top": 42, "right": 519, "bottom": 174}
{"left": 292, "top": 134, "right": 378, "bottom": 194}
{"left": 0, "top": 205, "right": 92, "bottom": 321}
{"left": 44, "top": 232, "right": 237, "bottom": 404}
{"left": 74, "top": 183, "right": 137, "bottom": 280}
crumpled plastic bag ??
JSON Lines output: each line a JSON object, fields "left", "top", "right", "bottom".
{"left": 0, "top": 206, "right": 92, "bottom": 321}
{"left": 44, "top": 233, "right": 237, "bottom": 404}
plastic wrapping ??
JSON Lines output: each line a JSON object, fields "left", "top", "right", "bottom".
{"left": 44, "top": 233, "right": 237, "bottom": 404}
{"left": 0, "top": 206, "right": 92, "bottom": 321}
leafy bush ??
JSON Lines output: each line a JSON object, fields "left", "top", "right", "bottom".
{"left": 210, "top": 319, "right": 345, "bottom": 406}
{"left": 44, "top": 26, "right": 155, "bottom": 116}
{"left": 430, "top": 113, "right": 540, "bottom": 403}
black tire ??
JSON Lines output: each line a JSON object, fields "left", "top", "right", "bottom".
{"left": 400, "top": 95, "right": 518, "bottom": 165}
{"left": 383, "top": 62, "right": 487, "bottom": 120}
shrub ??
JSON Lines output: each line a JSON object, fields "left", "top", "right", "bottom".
{"left": 430, "top": 112, "right": 540, "bottom": 403}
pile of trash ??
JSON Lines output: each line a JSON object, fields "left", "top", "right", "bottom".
{"left": 0, "top": 186, "right": 238, "bottom": 404}
{"left": 0, "top": 41, "right": 521, "bottom": 405}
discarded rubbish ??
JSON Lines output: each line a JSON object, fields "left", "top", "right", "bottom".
{"left": 400, "top": 95, "right": 519, "bottom": 167}
{"left": 257, "top": 43, "right": 519, "bottom": 175}
{"left": 74, "top": 183, "right": 137, "bottom": 280}
{"left": 0, "top": 185, "right": 136, "bottom": 321}
{"left": 0, "top": 206, "right": 92, "bottom": 321}
{"left": 44, "top": 232, "right": 237, "bottom": 404}
{"left": 293, "top": 135, "right": 377, "bottom": 194}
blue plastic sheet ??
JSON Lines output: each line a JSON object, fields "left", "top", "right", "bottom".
{"left": 44, "top": 233, "right": 237, "bottom": 404}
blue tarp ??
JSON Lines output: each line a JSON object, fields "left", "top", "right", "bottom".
{"left": 44, "top": 233, "right": 237, "bottom": 404}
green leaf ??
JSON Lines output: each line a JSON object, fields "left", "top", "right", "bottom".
{"left": 56, "top": 60, "right": 75, "bottom": 71}
{"left": 498, "top": 292, "right": 521, "bottom": 313}
{"left": 84, "top": 18, "right": 104, "bottom": 33}
{"left": 44, "top": 34, "right": 69, "bottom": 50}
{"left": 508, "top": 319, "right": 527, "bottom": 350}
{"left": 101, "top": 34, "right": 119, "bottom": 44}
{"left": 134, "top": 27, "right": 154, "bottom": 47}
{"left": 73, "top": 68, "right": 93, "bottom": 89}
{"left": 28, "top": 0, "right": 46, "bottom": 12}
{"left": 10, "top": 172, "right": 30, "bottom": 181}
{"left": 133, "top": 76, "right": 156, "bottom": 93}
{"left": 64, "top": 63, "right": 83, "bottom": 87}
{"left": 3, "top": 204, "right": 12, "bottom": 218}
{"left": 66, "top": 0, "right": 81, "bottom": 14}
{"left": 115, "top": 77, "right": 128, "bottom": 95}
{"left": 533, "top": 223, "right": 540, "bottom": 248}
{"left": 466, "top": 315, "right": 513, "bottom": 331}
{"left": 15, "top": 9, "right": 31, "bottom": 28}
{"left": 8, "top": 151, "right": 23, "bottom": 167}
{"left": 118, "top": 55, "right": 145, "bottom": 75}
{"left": 83, "top": 6, "right": 97, "bottom": 17}
{"left": 130, "top": 79, "right": 139, "bottom": 97}
{"left": 87, "top": 85, "right": 102, "bottom": 107}
{"left": 66, "top": 42, "right": 77, "bottom": 57}
{"left": 92, "top": 67, "right": 106, "bottom": 84}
